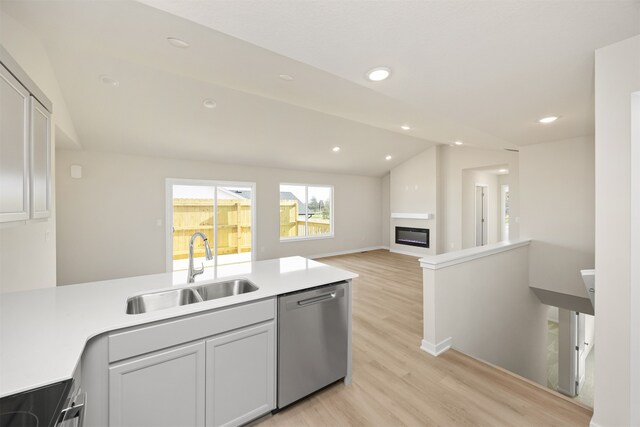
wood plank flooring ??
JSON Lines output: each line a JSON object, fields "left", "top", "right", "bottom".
{"left": 255, "top": 250, "right": 593, "bottom": 426}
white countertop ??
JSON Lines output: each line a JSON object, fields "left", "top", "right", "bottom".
{"left": 0, "top": 256, "right": 357, "bottom": 398}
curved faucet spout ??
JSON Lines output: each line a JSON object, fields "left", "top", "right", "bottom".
{"left": 188, "top": 232, "right": 213, "bottom": 283}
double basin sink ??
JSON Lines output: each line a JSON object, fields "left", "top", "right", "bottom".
{"left": 126, "top": 279, "right": 259, "bottom": 315}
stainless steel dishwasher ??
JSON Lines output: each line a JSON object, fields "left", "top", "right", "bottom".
{"left": 277, "top": 281, "right": 348, "bottom": 409}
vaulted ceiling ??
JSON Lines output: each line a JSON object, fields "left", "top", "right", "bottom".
{"left": 2, "top": 0, "right": 639, "bottom": 176}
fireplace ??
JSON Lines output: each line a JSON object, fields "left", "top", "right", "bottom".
{"left": 395, "top": 226, "right": 429, "bottom": 248}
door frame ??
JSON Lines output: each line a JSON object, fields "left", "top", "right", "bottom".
{"left": 165, "top": 178, "right": 257, "bottom": 273}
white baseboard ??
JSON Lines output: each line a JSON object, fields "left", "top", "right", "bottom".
{"left": 589, "top": 420, "right": 602, "bottom": 427}
{"left": 420, "top": 338, "right": 452, "bottom": 356}
{"left": 390, "top": 248, "right": 426, "bottom": 258}
{"left": 310, "top": 246, "right": 388, "bottom": 260}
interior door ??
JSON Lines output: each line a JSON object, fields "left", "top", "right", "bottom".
{"left": 475, "top": 186, "right": 488, "bottom": 246}
{"left": 501, "top": 184, "right": 510, "bottom": 241}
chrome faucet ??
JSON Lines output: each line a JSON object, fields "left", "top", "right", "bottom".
{"left": 188, "top": 232, "right": 213, "bottom": 283}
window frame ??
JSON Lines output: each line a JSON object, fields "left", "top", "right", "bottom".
{"left": 279, "top": 183, "right": 334, "bottom": 242}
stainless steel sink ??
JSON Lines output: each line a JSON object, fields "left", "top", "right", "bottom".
{"left": 126, "top": 288, "right": 203, "bottom": 314}
{"left": 126, "top": 279, "right": 259, "bottom": 314}
{"left": 193, "top": 279, "right": 259, "bottom": 301}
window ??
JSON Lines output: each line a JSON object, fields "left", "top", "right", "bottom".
{"left": 167, "top": 179, "right": 256, "bottom": 272}
{"left": 279, "top": 184, "right": 333, "bottom": 240}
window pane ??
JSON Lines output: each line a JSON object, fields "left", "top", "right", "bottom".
{"left": 217, "top": 186, "right": 252, "bottom": 265}
{"left": 307, "top": 186, "right": 332, "bottom": 236}
{"left": 172, "top": 185, "right": 215, "bottom": 271}
{"left": 280, "top": 185, "right": 306, "bottom": 238}
{"left": 216, "top": 187, "right": 251, "bottom": 265}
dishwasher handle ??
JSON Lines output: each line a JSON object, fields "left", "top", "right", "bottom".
{"left": 283, "top": 285, "right": 346, "bottom": 311}
{"left": 297, "top": 292, "right": 336, "bottom": 306}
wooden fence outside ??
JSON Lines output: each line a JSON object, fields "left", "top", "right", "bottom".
{"left": 279, "top": 200, "right": 331, "bottom": 238}
{"left": 174, "top": 199, "right": 332, "bottom": 260}
{"left": 173, "top": 199, "right": 252, "bottom": 260}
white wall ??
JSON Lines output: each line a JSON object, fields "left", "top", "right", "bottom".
{"left": 56, "top": 149, "right": 385, "bottom": 285}
{"left": 422, "top": 243, "right": 548, "bottom": 385}
{"left": 439, "top": 145, "right": 519, "bottom": 253}
{"left": 0, "top": 10, "right": 73, "bottom": 292}
{"left": 461, "top": 169, "right": 502, "bottom": 249}
{"left": 389, "top": 146, "right": 438, "bottom": 256}
{"left": 381, "top": 173, "right": 390, "bottom": 248}
{"left": 631, "top": 91, "right": 640, "bottom": 427}
{"left": 592, "top": 35, "right": 640, "bottom": 427}
{"left": 519, "top": 136, "right": 595, "bottom": 299}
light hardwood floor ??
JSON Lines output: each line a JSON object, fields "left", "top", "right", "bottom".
{"left": 256, "top": 250, "right": 593, "bottom": 426}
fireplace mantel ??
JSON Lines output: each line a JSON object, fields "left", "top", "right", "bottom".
{"left": 391, "top": 213, "right": 434, "bottom": 220}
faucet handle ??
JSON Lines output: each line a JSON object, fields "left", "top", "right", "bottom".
{"left": 194, "top": 262, "right": 204, "bottom": 275}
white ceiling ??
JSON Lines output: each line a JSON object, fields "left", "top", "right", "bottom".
{"left": 140, "top": 0, "right": 640, "bottom": 146}
{"left": 2, "top": 0, "right": 639, "bottom": 176}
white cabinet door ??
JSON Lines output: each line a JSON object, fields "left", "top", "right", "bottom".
{"left": 30, "top": 96, "right": 51, "bottom": 219}
{"left": 109, "top": 341, "right": 206, "bottom": 427}
{"left": 0, "top": 63, "right": 30, "bottom": 222}
{"left": 205, "top": 322, "right": 275, "bottom": 427}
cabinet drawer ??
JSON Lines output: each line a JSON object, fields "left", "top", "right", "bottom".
{"left": 109, "top": 298, "right": 275, "bottom": 363}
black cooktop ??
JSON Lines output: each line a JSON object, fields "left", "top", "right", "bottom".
{"left": 0, "top": 380, "right": 71, "bottom": 427}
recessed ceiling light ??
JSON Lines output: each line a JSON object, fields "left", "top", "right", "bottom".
{"left": 401, "top": 125, "right": 411, "bottom": 130}
{"left": 454, "top": 141, "right": 463, "bottom": 146}
{"left": 499, "top": 168, "right": 508, "bottom": 173}
{"left": 167, "top": 37, "right": 190, "bottom": 48}
{"left": 332, "top": 146, "right": 341, "bottom": 152}
{"left": 385, "top": 155, "right": 392, "bottom": 161}
{"left": 99, "top": 75, "right": 119, "bottom": 87}
{"left": 539, "top": 116, "right": 558, "bottom": 124}
{"left": 279, "top": 74, "right": 294, "bottom": 81}
{"left": 366, "top": 67, "right": 391, "bottom": 82}
{"left": 203, "top": 99, "right": 217, "bottom": 109}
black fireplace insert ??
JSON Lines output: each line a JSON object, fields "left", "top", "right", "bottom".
{"left": 395, "top": 226, "right": 429, "bottom": 248}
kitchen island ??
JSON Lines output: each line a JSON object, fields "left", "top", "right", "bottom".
{"left": 0, "top": 256, "right": 357, "bottom": 426}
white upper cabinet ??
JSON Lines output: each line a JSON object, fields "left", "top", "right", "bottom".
{"left": 0, "top": 57, "right": 52, "bottom": 223}
{"left": 0, "top": 63, "right": 30, "bottom": 222}
{"left": 30, "top": 97, "right": 51, "bottom": 219}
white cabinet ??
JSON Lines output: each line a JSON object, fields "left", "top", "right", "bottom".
{"left": 29, "top": 97, "right": 51, "bottom": 219}
{"left": 205, "top": 322, "right": 275, "bottom": 427}
{"left": 99, "top": 298, "right": 277, "bottom": 427}
{"left": 0, "top": 61, "right": 52, "bottom": 223}
{"left": 0, "top": 63, "right": 30, "bottom": 222}
{"left": 109, "top": 341, "right": 206, "bottom": 427}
